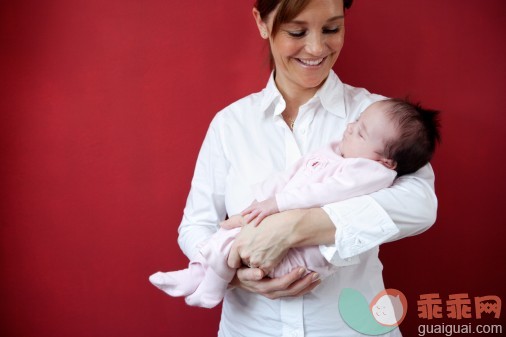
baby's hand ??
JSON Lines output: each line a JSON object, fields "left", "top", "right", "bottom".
{"left": 220, "top": 214, "right": 245, "bottom": 229}
{"left": 241, "top": 198, "right": 279, "bottom": 227}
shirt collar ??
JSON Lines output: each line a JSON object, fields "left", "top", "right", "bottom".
{"left": 260, "top": 70, "right": 346, "bottom": 118}
{"left": 315, "top": 70, "right": 346, "bottom": 118}
{"left": 260, "top": 71, "right": 283, "bottom": 115}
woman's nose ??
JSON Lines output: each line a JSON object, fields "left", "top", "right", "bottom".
{"left": 306, "top": 32, "right": 324, "bottom": 56}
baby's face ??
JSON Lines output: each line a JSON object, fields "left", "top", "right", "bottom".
{"left": 340, "top": 101, "right": 398, "bottom": 162}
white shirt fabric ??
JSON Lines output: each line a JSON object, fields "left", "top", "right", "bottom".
{"left": 177, "top": 70, "right": 437, "bottom": 337}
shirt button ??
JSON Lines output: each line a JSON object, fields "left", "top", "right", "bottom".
{"left": 291, "top": 331, "right": 300, "bottom": 337}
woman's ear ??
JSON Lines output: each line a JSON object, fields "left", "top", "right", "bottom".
{"left": 379, "top": 157, "right": 397, "bottom": 170}
{"left": 252, "top": 8, "right": 269, "bottom": 39}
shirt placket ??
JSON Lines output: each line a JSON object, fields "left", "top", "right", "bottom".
{"left": 279, "top": 104, "right": 315, "bottom": 337}
{"left": 273, "top": 99, "right": 303, "bottom": 168}
{"left": 292, "top": 103, "right": 315, "bottom": 157}
{"left": 280, "top": 297, "right": 304, "bottom": 337}
{"left": 284, "top": 129, "right": 302, "bottom": 167}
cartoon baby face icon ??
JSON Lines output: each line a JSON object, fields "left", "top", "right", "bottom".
{"left": 370, "top": 289, "right": 408, "bottom": 326}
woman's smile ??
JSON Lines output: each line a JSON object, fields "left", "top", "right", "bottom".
{"left": 295, "top": 56, "right": 327, "bottom": 67}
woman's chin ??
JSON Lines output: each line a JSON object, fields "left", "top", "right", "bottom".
{"left": 299, "top": 74, "right": 328, "bottom": 89}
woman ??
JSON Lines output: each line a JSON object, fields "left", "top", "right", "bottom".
{"left": 177, "top": 0, "right": 437, "bottom": 336}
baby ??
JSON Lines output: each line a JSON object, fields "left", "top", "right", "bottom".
{"left": 150, "top": 98, "right": 441, "bottom": 308}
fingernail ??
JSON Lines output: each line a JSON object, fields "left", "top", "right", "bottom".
{"left": 312, "top": 273, "right": 320, "bottom": 281}
{"left": 298, "top": 268, "right": 306, "bottom": 276}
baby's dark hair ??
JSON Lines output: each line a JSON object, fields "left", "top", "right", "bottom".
{"left": 382, "top": 98, "right": 441, "bottom": 176}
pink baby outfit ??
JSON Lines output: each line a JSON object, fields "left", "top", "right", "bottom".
{"left": 149, "top": 141, "right": 396, "bottom": 308}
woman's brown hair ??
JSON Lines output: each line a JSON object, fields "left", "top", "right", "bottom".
{"left": 254, "top": 0, "right": 353, "bottom": 37}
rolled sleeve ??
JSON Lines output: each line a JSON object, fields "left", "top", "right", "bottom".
{"left": 319, "top": 163, "right": 437, "bottom": 265}
{"left": 372, "top": 164, "right": 438, "bottom": 240}
{"left": 320, "top": 195, "right": 399, "bottom": 262}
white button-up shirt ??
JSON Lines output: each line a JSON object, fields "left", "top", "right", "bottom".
{"left": 178, "top": 70, "right": 437, "bottom": 336}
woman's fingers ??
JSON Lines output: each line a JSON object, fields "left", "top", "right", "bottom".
{"left": 267, "top": 272, "right": 320, "bottom": 299}
{"left": 292, "top": 277, "right": 321, "bottom": 297}
{"left": 232, "top": 266, "right": 321, "bottom": 300}
{"left": 227, "top": 242, "right": 243, "bottom": 269}
{"left": 236, "top": 266, "right": 265, "bottom": 281}
{"left": 265, "top": 267, "right": 306, "bottom": 290}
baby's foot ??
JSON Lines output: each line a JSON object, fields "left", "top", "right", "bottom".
{"left": 184, "top": 268, "right": 228, "bottom": 308}
{"left": 149, "top": 266, "right": 204, "bottom": 297}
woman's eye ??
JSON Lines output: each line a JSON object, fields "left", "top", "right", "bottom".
{"left": 287, "top": 30, "right": 306, "bottom": 38}
{"left": 323, "top": 27, "right": 340, "bottom": 34}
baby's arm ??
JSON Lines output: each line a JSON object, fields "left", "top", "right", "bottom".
{"left": 275, "top": 158, "right": 396, "bottom": 212}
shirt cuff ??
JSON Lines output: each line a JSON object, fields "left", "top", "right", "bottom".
{"left": 320, "top": 195, "right": 400, "bottom": 261}
{"left": 319, "top": 245, "right": 361, "bottom": 267}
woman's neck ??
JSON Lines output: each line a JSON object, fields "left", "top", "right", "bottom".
{"left": 274, "top": 73, "right": 323, "bottom": 119}
{"left": 279, "top": 89, "right": 312, "bottom": 131}
{"left": 277, "top": 84, "right": 317, "bottom": 119}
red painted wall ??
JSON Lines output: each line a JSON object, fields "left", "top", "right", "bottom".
{"left": 1, "top": 1, "right": 505, "bottom": 336}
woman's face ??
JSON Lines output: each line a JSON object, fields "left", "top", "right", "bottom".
{"left": 255, "top": 0, "right": 345, "bottom": 94}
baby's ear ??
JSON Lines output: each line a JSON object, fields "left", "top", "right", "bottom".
{"left": 379, "top": 157, "right": 397, "bottom": 170}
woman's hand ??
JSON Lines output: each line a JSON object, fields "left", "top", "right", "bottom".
{"left": 225, "top": 208, "right": 334, "bottom": 299}
{"left": 226, "top": 208, "right": 336, "bottom": 272}
{"left": 230, "top": 266, "right": 321, "bottom": 299}
{"left": 227, "top": 211, "right": 298, "bottom": 272}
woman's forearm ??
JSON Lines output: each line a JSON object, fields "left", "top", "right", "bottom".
{"left": 317, "top": 164, "right": 437, "bottom": 261}
{"left": 371, "top": 164, "right": 437, "bottom": 240}
{"left": 288, "top": 208, "right": 336, "bottom": 247}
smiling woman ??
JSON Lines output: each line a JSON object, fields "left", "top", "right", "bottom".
{"left": 174, "top": 0, "right": 437, "bottom": 336}
{"left": 253, "top": 0, "right": 346, "bottom": 117}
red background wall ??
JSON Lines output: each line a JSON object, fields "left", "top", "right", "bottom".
{"left": 1, "top": 1, "right": 505, "bottom": 336}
